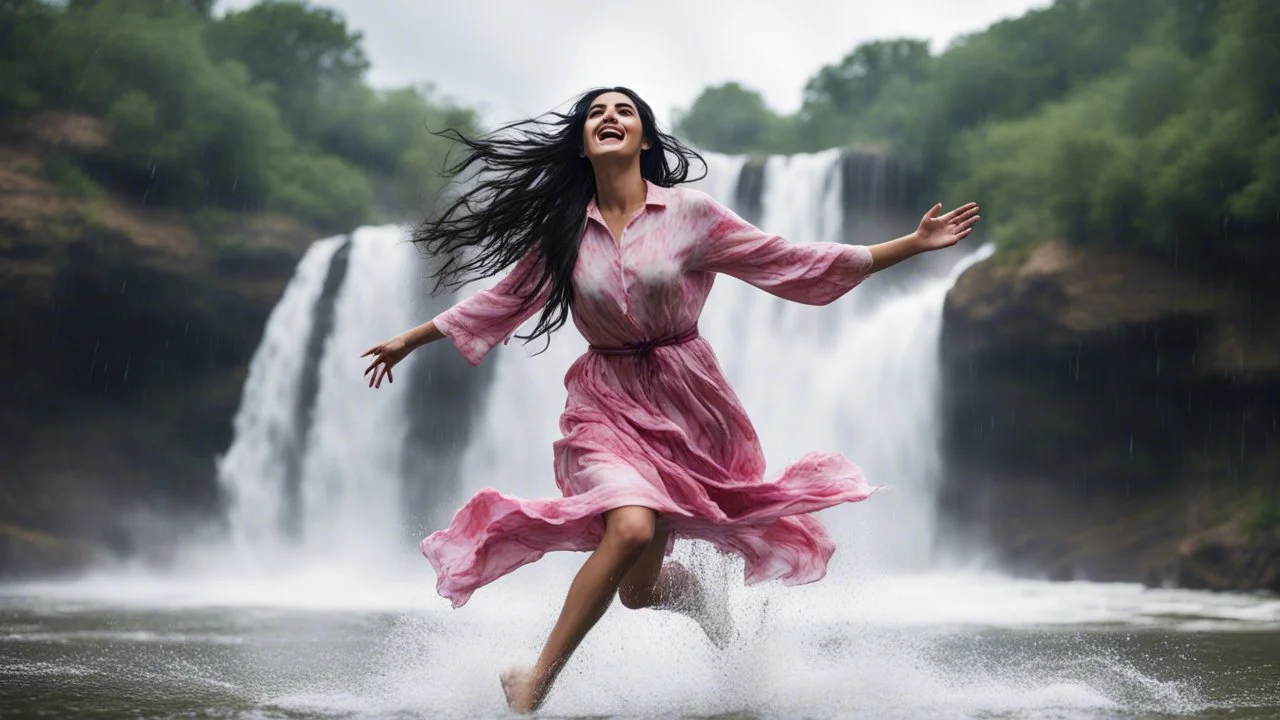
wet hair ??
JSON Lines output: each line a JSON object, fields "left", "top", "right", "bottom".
{"left": 413, "top": 86, "right": 705, "bottom": 347}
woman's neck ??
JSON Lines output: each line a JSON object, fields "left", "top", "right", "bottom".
{"left": 593, "top": 166, "right": 647, "bottom": 215}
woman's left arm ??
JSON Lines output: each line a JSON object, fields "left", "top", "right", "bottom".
{"left": 866, "top": 202, "right": 981, "bottom": 272}
{"left": 689, "top": 193, "right": 979, "bottom": 306}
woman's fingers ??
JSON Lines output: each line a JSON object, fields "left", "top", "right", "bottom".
{"left": 366, "top": 360, "right": 396, "bottom": 389}
{"left": 361, "top": 339, "right": 405, "bottom": 388}
{"left": 366, "top": 355, "right": 385, "bottom": 386}
{"left": 940, "top": 203, "right": 978, "bottom": 223}
{"left": 943, "top": 203, "right": 979, "bottom": 222}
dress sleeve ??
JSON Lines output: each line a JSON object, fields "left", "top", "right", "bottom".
{"left": 431, "top": 249, "right": 552, "bottom": 366}
{"left": 688, "top": 192, "right": 874, "bottom": 306}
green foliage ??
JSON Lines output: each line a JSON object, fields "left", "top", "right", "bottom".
{"left": 0, "top": 0, "right": 475, "bottom": 234}
{"left": 674, "top": 83, "right": 782, "bottom": 155}
{"left": 37, "top": 2, "right": 290, "bottom": 209}
{"left": 44, "top": 151, "right": 103, "bottom": 199}
{"left": 1245, "top": 495, "right": 1280, "bottom": 536}
{"left": 393, "top": 91, "right": 482, "bottom": 209}
{"left": 794, "top": 39, "right": 930, "bottom": 150}
{"left": 0, "top": 0, "right": 58, "bottom": 116}
{"left": 206, "top": 1, "right": 369, "bottom": 141}
{"left": 269, "top": 152, "right": 371, "bottom": 230}
{"left": 803, "top": 40, "right": 931, "bottom": 115}
{"left": 949, "top": 0, "right": 1280, "bottom": 254}
{"left": 309, "top": 83, "right": 480, "bottom": 211}
{"left": 680, "top": 0, "right": 1279, "bottom": 267}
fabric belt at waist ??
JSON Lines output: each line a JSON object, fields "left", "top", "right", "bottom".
{"left": 588, "top": 326, "right": 700, "bottom": 357}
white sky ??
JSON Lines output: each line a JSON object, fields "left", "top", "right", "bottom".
{"left": 220, "top": 0, "right": 1052, "bottom": 127}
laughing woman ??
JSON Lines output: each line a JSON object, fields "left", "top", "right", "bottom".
{"left": 361, "top": 86, "right": 979, "bottom": 712}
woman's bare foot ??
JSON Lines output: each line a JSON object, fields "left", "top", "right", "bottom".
{"left": 500, "top": 665, "right": 543, "bottom": 714}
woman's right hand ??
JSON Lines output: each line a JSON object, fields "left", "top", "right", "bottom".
{"left": 361, "top": 334, "right": 413, "bottom": 389}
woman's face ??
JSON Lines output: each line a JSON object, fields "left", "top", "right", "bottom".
{"left": 582, "top": 91, "right": 650, "bottom": 162}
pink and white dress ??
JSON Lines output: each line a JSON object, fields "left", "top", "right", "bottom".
{"left": 421, "top": 180, "right": 878, "bottom": 607}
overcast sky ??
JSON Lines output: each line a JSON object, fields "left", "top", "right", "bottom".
{"left": 221, "top": 0, "right": 1052, "bottom": 127}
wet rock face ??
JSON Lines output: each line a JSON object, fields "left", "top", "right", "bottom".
{"left": 1178, "top": 524, "right": 1280, "bottom": 592}
{"left": 0, "top": 228, "right": 283, "bottom": 575}
{"left": 938, "top": 240, "right": 1280, "bottom": 590}
{"left": 0, "top": 134, "right": 318, "bottom": 576}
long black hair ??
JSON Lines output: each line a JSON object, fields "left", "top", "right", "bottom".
{"left": 413, "top": 86, "right": 705, "bottom": 347}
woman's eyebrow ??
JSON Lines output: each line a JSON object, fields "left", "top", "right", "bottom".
{"left": 589, "top": 101, "right": 637, "bottom": 112}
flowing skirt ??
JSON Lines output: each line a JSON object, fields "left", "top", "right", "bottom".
{"left": 420, "top": 337, "right": 877, "bottom": 608}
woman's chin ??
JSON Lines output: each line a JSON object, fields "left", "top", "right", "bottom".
{"left": 587, "top": 146, "right": 640, "bottom": 163}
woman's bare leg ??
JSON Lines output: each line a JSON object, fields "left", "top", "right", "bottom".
{"left": 617, "top": 520, "right": 735, "bottom": 648}
{"left": 501, "top": 505, "right": 657, "bottom": 713}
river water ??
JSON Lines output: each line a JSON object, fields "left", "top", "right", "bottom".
{"left": 2, "top": 572, "right": 1278, "bottom": 718}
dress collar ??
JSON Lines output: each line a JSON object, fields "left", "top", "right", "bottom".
{"left": 586, "top": 180, "right": 671, "bottom": 226}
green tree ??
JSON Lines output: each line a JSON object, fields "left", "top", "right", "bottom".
{"left": 312, "top": 82, "right": 481, "bottom": 213}
{"left": 66, "top": 0, "right": 213, "bottom": 17}
{"left": 0, "top": 0, "right": 473, "bottom": 233}
{"left": 802, "top": 39, "right": 930, "bottom": 116}
{"left": 207, "top": 1, "right": 369, "bottom": 140}
{"left": 0, "top": 0, "right": 58, "bottom": 115}
{"left": 43, "top": 1, "right": 288, "bottom": 208}
{"left": 793, "top": 39, "right": 931, "bottom": 151}
{"left": 674, "top": 82, "right": 781, "bottom": 154}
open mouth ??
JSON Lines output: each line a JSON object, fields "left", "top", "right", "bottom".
{"left": 597, "top": 127, "right": 625, "bottom": 144}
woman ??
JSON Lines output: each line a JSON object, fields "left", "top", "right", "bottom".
{"left": 362, "top": 86, "right": 979, "bottom": 712}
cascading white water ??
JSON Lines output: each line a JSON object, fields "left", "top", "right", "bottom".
{"left": 215, "top": 226, "right": 425, "bottom": 575}
{"left": 294, "top": 229, "right": 424, "bottom": 573}
{"left": 216, "top": 236, "right": 344, "bottom": 554}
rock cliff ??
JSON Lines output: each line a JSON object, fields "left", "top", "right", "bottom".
{"left": 0, "top": 116, "right": 319, "bottom": 574}
{"left": 940, "top": 239, "right": 1280, "bottom": 591}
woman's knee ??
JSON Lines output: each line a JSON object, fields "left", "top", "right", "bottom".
{"left": 603, "top": 507, "right": 656, "bottom": 556}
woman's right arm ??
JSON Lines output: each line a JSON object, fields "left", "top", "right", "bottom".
{"left": 401, "top": 320, "right": 446, "bottom": 350}
{"left": 428, "top": 248, "right": 553, "bottom": 366}
{"left": 362, "top": 249, "right": 551, "bottom": 388}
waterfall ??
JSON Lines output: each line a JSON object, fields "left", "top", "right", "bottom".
{"left": 215, "top": 227, "right": 432, "bottom": 575}
{"left": 216, "top": 235, "right": 345, "bottom": 554}
{"left": 212, "top": 150, "right": 984, "bottom": 581}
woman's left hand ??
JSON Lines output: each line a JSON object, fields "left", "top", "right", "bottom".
{"left": 914, "top": 202, "right": 980, "bottom": 252}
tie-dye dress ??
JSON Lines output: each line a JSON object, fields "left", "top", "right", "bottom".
{"left": 420, "top": 180, "right": 878, "bottom": 608}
